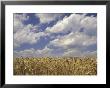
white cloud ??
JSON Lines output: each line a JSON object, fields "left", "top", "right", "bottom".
{"left": 14, "top": 48, "right": 35, "bottom": 58}
{"left": 14, "top": 24, "right": 45, "bottom": 48}
{"left": 14, "top": 14, "right": 47, "bottom": 48}
{"left": 81, "top": 16, "right": 97, "bottom": 29}
{"left": 45, "top": 14, "right": 85, "bottom": 34}
{"left": 63, "top": 48, "right": 97, "bottom": 57}
{"left": 14, "top": 46, "right": 53, "bottom": 58}
{"left": 35, "top": 13, "right": 63, "bottom": 23}
{"left": 44, "top": 13, "right": 97, "bottom": 57}
{"left": 35, "top": 46, "right": 52, "bottom": 56}
{"left": 48, "top": 32, "right": 96, "bottom": 48}
{"left": 14, "top": 13, "right": 97, "bottom": 57}
{"left": 45, "top": 14, "right": 97, "bottom": 37}
{"left": 81, "top": 16, "right": 97, "bottom": 36}
{"left": 63, "top": 48, "right": 82, "bottom": 57}
{"left": 14, "top": 14, "right": 29, "bottom": 33}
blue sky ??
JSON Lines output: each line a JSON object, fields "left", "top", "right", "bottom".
{"left": 14, "top": 13, "right": 97, "bottom": 57}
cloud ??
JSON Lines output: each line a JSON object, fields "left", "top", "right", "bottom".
{"left": 14, "top": 14, "right": 47, "bottom": 48}
{"left": 14, "top": 48, "right": 36, "bottom": 58}
{"left": 14, "top": 46, "right": 52, "bottom": 58}
{"left": 81, "top": 16, "right": 97, "bottom": 36}
{"left": 48, "top": 32, "right": 96, "bottom": 48}
{"left": 14, "top": 13, "right": 97, "bottom": 57}
{"left": 14, "top": 24, "right": 46, "bottom": 48}
{"left": 45, "top": 14, "right": 97, "bottom": 36}
{"left": 45, "top": 14, "right": 85, "bottom": 34}
{"left": 35, "top": 13, "right": 63, "bottom": 23}
{"left": 44, "top": 13, "right": 97, "bottom": 57}
{"left": 35, "top": 46, "right": 52, "bottom": 56}
{"left": 14, "top": 13, "right": 29, "bottom": 33}
{"left": 63, "top": 48, "right": 97, "bottom": 57}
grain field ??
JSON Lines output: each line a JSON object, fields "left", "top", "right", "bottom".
{"left": 13, "top": 57, "right": 97, "bottom": 75}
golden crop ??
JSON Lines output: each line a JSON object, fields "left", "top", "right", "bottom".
{"left": 13, "top": 57, "right": 97, "bottom": 75}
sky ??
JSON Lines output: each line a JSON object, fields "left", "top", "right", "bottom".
{"left": 13, "top": 13, "right": 97, "bottom": 58}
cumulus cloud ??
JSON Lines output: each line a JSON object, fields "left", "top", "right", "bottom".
{"left": 81, "top": 16, "right": 97, "bottom": 36}
{"left": 14, "top": 24, "right": 40, "bottom": 48}
{"left": 14, "top": 14, "right": 47, "bottom": 48}
{"left": 14, "top": 13, "right": 29, "bottom": 33}
{"left": 35, "top": 13, "right": 63, "bottom": 23}
{"left": 45, "top": 14, "right": 85, "bottom": 34}
{"left": 14, "top": 48, "right": 36, "bottom": 58}
{"left": 35, "top": 46, "right": 52, "bottom": 56}
{"left": 46, "top": 32, "right": 96, "bottom": 57}
{"left": 14, "top": 46, "right": 52, "bottom": 58}
{"left": 14, "top": 13, "right": 97, "bottom": 57}
{"left": 45, "top": 13, "right": 97, "bottom": 57}
{"left": 48, "top": 32, "right": 96, "bottom": 48}
{"left": 45, "top": 14, "right": 97, "bottom": 36}
{"left": 63, "top": 48, "right": 97, "bottom": 57}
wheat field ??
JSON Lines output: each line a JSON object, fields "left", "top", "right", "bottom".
{"left": 13, "top": 57, "right": 97, "bottom": 75}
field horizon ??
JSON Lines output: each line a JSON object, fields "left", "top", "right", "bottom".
{"left": 13, "top": 13, "right": 97, "bottom": 76}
